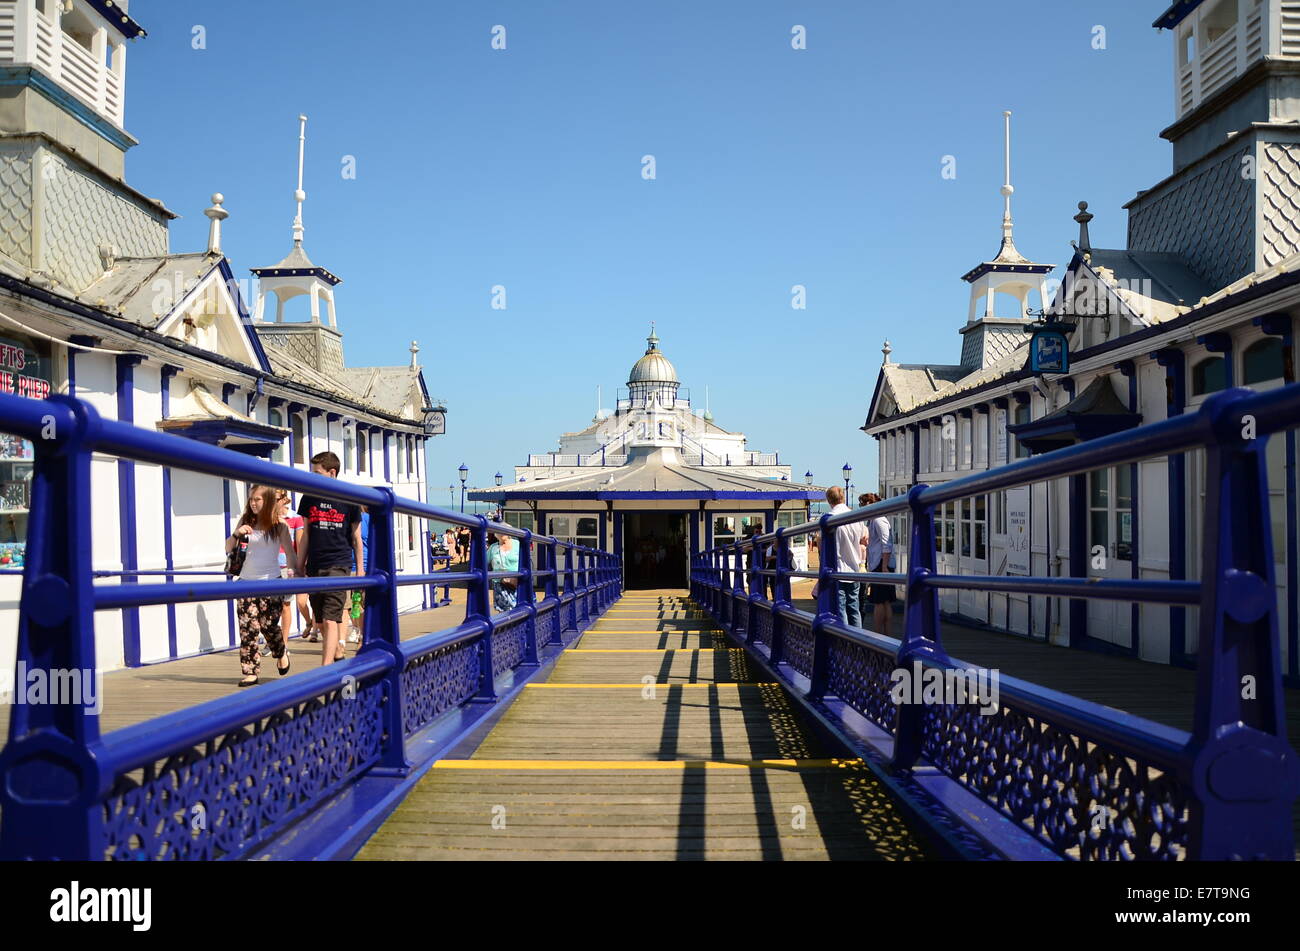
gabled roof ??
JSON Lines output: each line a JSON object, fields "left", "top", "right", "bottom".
{"left": 1074, "top": 249, "right": 1214, "bottom": 324}
{"left": 335, "top": 365, "right": 423, "bottom": 416}
{"left": 80, "top": 253, "right": 216, "bottom": 327}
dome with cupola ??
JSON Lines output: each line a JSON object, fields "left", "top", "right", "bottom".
{"left": 627, "top": 326, "right": 680, "bottom": 406}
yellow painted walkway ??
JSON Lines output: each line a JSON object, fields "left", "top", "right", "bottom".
{"left": 357, "top": 592, "right": 932, "bottom": 861}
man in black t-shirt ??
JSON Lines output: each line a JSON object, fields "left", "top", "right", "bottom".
{"left": 296, "top": 451, "right": 363, "bottom": 666}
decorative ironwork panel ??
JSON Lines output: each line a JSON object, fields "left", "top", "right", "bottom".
{"left": 536, "top": 608, "right": 555, "bottom": 646}
{"left": 753, "top": 604, "right": 773, "bottom": 647}
{"left": 826, "top": 637, "right": 896, "bottom": 732}
{"left": 103, "top": 678, "right": 385, "bottom": 861}
{"left": 919, "top": 701, "right": 1192, "bottom": 861}
{"left": 402, "top": 638, "right": 481, "bottom": 737}
{"left": 783, "top": 617, "right": 814, "bottom": 678}
{"left": 492, "top": 616, "right": 527, "bottom": 677}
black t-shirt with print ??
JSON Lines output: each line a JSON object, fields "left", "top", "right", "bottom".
{"left": 297, "top": 495, "right": 361, "bottom": 571}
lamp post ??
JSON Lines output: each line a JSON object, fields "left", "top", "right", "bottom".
{"left": 842, "top": 462, "right": 852, "bottom": 499}
{"left": 495, "top": 472, "right": 504, "bottom": 522}
{"left": 447, "top": 484, "right": 454, "bottom": 508}
{"left": 458, "top": 463, "right": 468, "bottom": 513}
{"left": 804, "top": 470, "right": 814, "bottom": 486}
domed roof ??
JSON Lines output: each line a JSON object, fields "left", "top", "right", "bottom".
{"left": 628, "top": 329, "right": 678, "bottom": 385}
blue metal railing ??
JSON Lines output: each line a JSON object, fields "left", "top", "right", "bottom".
{"left": 692, "top": 385, "right": 1300, "bottom": 861}
{"left": 0, "top": 392, "right": 621, "bottom": 860}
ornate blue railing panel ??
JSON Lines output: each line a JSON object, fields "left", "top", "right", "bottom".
{"left": 825, "top": 636, "right": 897, "bottom": 732}
{"left": 401, "top": 637, "right": 482, "bottom": 738}
{"left": 536, "top": 605, "right": 556, "bottom": 646}
{"left": 783, "top": 616, "right": 814, "bottom": 679}
{"left": 753, "top": 603, "right": 773, "bottom": 648}
{"left": 491, "top": 613, "right": 529, "bottom": 677}
{"left": 103, "top": 676, "right": 386, "bottom": 861}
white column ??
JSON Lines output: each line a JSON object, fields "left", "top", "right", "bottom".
{"left": 92, "top": 26, "right": 108, "bottom": 117}
{"left": 310, "top": 284, "right": 321, "bottom": 323}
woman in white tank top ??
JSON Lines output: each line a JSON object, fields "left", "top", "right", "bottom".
{"left": 225, "top": 485, "right": 297, "bottom": 687}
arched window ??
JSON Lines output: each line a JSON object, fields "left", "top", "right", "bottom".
{"left": 343, "top": 428, "right": 355, "bottom": 473}
{"left": 1242, "top": 338, "right": 1284, "bottom": 385}
{"left": 358, "top": 431, "right": 368, "bottom": 473}
{"left": 1191, "top": 356, "right": 1228, "bottom": 396}
{"left": 268, "top": 408, "right": 285, "bottom": 463}
{"left": 292, "top": 413, "right": 305, "bottom": 464}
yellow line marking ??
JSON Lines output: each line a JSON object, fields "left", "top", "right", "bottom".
{"left": 525, "top": 683, "right": 776, "bottom": 688}
{"left": 566, "top": 648, "right": 736, "bottom": 653}
{"left": 433, "top": 759, "right": 864, "bottom": 770}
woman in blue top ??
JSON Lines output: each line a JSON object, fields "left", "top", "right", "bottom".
{"left": 488, "top": 532, "right": 520, "bottom": 612}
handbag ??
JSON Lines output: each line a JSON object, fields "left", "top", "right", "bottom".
{"left": 225, "top": 534, "right": 248, "bottom": 577}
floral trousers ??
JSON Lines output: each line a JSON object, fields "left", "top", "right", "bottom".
{"left": 238, "top": 596, "right": 287, "bottom": 675}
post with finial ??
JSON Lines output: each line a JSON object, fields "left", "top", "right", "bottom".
{"left": 1001, "top": 111, "right": 1015, "bottom": 250}
{"left": 882, "top": 340, "right": 893, "bottom": 366}
{"left": 292, "top": 115, "right": 308, "bottom": 246}
{"left": 409, "top": 340, "right": 419, "bottom": 369}
{"left": 204, "top": 194, "right": 228, "bottom": 255}
{"left": 1074, "top": 201, "right": 1094, "bottom": 255}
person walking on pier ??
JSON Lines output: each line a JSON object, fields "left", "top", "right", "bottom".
{"left": 296, "top": 452, "right": 364, "bottom": 666}
{"left": 859, "top": 493, "right": 896, "bottom": 636}
{"left": 276, "top": 490, "right": 315, "bottom": 643}
{"left": 825, "top": 486, "right": 867, "bottom": 628}
{"left": 227, "top": 485, "right": 295, "bottom": 687}
{"left": 488, "top": 532, "right": 519, "bottom": 612}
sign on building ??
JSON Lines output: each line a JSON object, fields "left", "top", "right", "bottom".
{"left": 1006, "top": 485, "right": 1031, "bottom": 576}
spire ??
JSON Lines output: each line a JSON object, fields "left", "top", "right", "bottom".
{"left": 1074, "top": 201, "right": 1094, "bottom": 253}
{"left": 646, "top": 320, "right": 659, "bottom": 352}
{"left": 993, "top": 111, "right": 1028, "bottom": 265}
{"left": 292, "top": 115, "right": 307, "bottom": 247}
{"left": 410, "top": 340, "right": 420, "bottom": 369}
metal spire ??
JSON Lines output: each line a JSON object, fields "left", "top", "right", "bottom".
{"left": 994, "top": 111, "right": 1027, "bottom": 264}
{"left": 292, "top": 115, "right": 307, "bottom": 246}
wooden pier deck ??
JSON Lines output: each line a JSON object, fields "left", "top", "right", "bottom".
{"left": 356, "top": 592, "right": 933, "bottom": 861}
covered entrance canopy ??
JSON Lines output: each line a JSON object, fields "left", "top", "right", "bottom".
{"left": 468, "top": 444, "right": 821, "bottom": 589}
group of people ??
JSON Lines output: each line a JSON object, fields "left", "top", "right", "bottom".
{"left": 818, "top": 486, "right": 895, "bottom": 635}
{"left": 224, "top": 451, "right": 370, "bottom": 687}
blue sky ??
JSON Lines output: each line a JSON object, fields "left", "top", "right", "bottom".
{"left": 125, "top": 1, "right": 1175, "bottom": 506}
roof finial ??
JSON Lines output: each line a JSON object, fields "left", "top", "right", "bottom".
{"left": 646, "top": 320, "right": 659, "bottom": 352}
{"left": 1001, "top": 111, "right": 1014, "bottom": 246}
{"left": 882, "top": 339, "right": 893, "bottom": 365}
{"left": 410, "top": 340, "right": 420, "bottom": 369}
{"left": 1074, "top": 201, "right": 1094, "bottom": 253}
{"left": 204, "top": 193, "right": 228, "bottom": 255}
{"left": 292, "top": 115, "right": 307, "bottom": 247}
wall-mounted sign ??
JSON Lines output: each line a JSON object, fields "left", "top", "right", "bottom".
{"left": 1028, "top": 323, "right": 1071, "bottom": 375}
{"left": 0, "top": 335, "right": 50, "bottom": 400}
{"left": 1006, "top": 485, "right": 1031, "bottom": 577}
{"left": 423, "top": 409, "right": 446, "bottom": 435}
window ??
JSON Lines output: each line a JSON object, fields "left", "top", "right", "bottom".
{"left": 549, "top": 515, "right": 599, "bottom": 549}
{"left": 1014, "top": 403, "right": 1030, "bottom": 459}
{"left": 343, "top": 428, "right": 354, "bottom": 473}
{"left": 358, "top": 431, "right": 368, "bottom": 473}
{"left": 920, "top": 425, "right": 930, "bottom": 472}
{"left": 503, "top": 511, "right": 535, "bottom": 532}
{"left": 292, "top": 414, "right": 305, "bottom": 464}
{"left": 1089, "top": 467, "right": 1133, "bottom": 563}
{"left": 397, "top": 436, "right": 405, "bottom": 478}
{"left": 1191, "top": 356, "right": 1227, "bottom": 396}
{"left": 1202, "top": 0, "right": 1239, "bottom": 48}
{"left": 775, "top": 510, "right": 808, "bottom": 548}
{"left": 269, "top": 408, "right": 285, "bottom": 463}
{"left": 1243, "top": 338, "right": 1284, "bottom": 385}
{"left": 407, "top": 437, "right": 416, "bottom": 477}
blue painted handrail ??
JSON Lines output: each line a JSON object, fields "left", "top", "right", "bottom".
{"left": 0, "top": 392, "right": 621, "bottom": 860}
{"left": 692, "top": 385, "right": 1300, "bottom": 861}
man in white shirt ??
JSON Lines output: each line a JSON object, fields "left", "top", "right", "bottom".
{"left": 824, "top": 486, "right": 867, "bottom": 627}
{"left": 858, "top": 492, "right": 896, "bottom": 636}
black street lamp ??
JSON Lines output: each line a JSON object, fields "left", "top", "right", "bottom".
{"left": 842, "top": 462, "right": 852, "bottom": 498}
{"left": 495, "top": 472, "right": 503, "bottom": 486}
{"left": 458, "top": 463, "right": 468, "bottom": 513}
{"left": 804, "top": 470, "right": 814, "bottom": 486}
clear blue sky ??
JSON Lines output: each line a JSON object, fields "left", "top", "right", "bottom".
{"left": 124, "top": 1, "right": 1174, "bottom": 504}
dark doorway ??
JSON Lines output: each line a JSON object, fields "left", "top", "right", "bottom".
{"left": 624, "top": 512, "right": 688, "bottom": 589}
